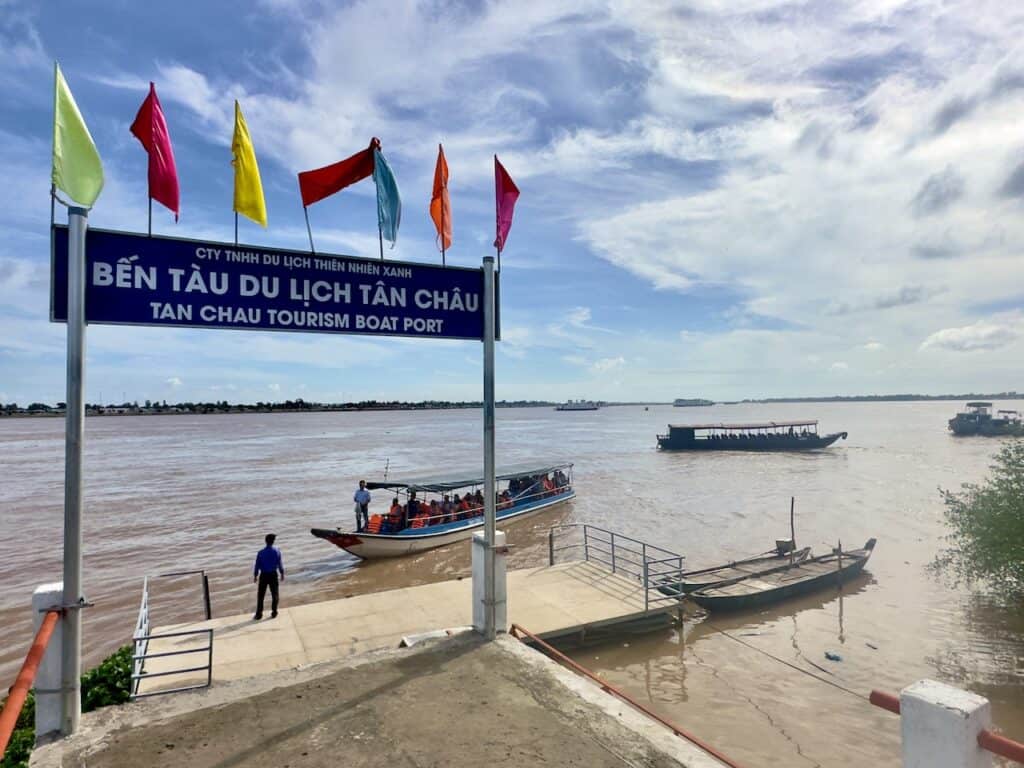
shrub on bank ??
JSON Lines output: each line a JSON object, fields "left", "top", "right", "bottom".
{"left": 0, "top": 645, "right": 133, "bottom": 768}
{"left": 933, "top": 440, "right": 1024, "bottom": 596}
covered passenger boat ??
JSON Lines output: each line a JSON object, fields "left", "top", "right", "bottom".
{"left": 657, "top": 420, "right": 847, "bottom": 451}
{"left": 311, "top": 462, "right": 575, "bottom": 559}
{"left": 948, "top": 402, "right": 1024, "bottom": 436}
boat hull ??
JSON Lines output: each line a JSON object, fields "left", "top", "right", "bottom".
{"left": 690, "top": 539, "right": 876, "bottom": 612}
{"left": 312, "top": 489, "right": 575, "bottom": 559}
{"left": 658, "top": 547, "right": 812, "bottom": 595}
{"left": 948, "top": 417, "right": 1024, "bottom": 436}
{"left": 657, "top": 432, "right": 847, "bottom": 451}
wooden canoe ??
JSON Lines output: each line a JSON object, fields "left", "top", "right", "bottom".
{"left": 689, "top": 539, "right": 876, "bottom": 612}
{"left": 656, "top": 546, "right": 812, "bottom": 596}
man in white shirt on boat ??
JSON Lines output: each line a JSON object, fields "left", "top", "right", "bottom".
{"left": 353, "top": 480, "right": 371, "bottom": 531}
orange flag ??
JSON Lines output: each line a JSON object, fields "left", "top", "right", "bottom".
{"left": 429, "top": 143, "right": 452, "bottom": 252}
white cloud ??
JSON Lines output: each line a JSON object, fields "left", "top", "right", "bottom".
{"left": 591, "top": 356, "right": 626, "bottom": 373}
{"left": 165, "top": 377, "right": 182, "bottom": 388}
{"left": 920, "top": 319, "right": 1020, "bottom": 352}
{"left": 863, "top": 341, "right": 884, "bottom": 351}
{"left": 830, "top": 361, "right": 849, "bottom": 372}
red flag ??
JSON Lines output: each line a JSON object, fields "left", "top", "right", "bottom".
{"left": 430, "top": 144, "right": 452, "bottom": 251}
{"left": 298, "top": 138, "right": 380, "bottom": 207}
{"left": 494, "top": 155, "right": 519, "bottom": 253}
{"left": 130, "top": 82, "right": 180, "bottom": 220}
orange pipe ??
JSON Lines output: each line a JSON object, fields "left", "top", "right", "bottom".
{"left": 977, "top": 729, "right": 1024, "bottom": 763}
{"left": 509, "top": 623, "right": 746, "bottom": 768}
{"left": 0, "top": 610, "right": 60, "bottom": 758}
{"left": 869, "top": 689, "right": 901, "bottom": 714}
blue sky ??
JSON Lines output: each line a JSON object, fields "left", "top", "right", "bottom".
{"left": 2, "top": 0, "right": 1024, "bottom": 404}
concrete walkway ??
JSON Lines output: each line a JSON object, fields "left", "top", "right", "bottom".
{"left": 35, "top": 634, "right": 726, "bottom": 768}
{"left": 140, "top": 560, "right": 679, "bottom": 694}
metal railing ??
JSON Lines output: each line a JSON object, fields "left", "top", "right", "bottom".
{"left": 157, "top": 569, "right": 212, "bottom": 620}
{"left": 871, "top": 689, "right": 1024, "bottom": 763}
{"left": 129, "top": 571, "right": 215, "bottom": 700}
{"left": 0, "top": 610, "right": 60, "bottom": 759}
{"left": 548, "top": 524, "right": 686, "bottom": 611}
{"left": 130, "top": 628, "right": 213, "bottom": 698}
{"left": 510, "top": 623, "right": 745, "bottom": 768}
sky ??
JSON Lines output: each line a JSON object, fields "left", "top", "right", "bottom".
{"left": 2, "top": 0, "right": 1024, "bottom": 405}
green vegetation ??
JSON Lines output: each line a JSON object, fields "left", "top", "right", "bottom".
{"left": 0, "top": 646, "right": 132, "bottom": 768}
{"left": 933, "top": 440, "right": 1024, "bottom": 596}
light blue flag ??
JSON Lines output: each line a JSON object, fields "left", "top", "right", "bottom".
{"left": 373, "top": 148, "right": 401, "bottom": 246}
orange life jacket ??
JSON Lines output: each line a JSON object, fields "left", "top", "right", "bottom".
{"left": 366, "top": 514, "right": 383, "bottom": 533}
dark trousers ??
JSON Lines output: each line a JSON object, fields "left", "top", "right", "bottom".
{"left": 256, "top": 573, "right": 279, "bottom": 617}
{"left": 356, "top": 503, "right": 369, "bottom": 531}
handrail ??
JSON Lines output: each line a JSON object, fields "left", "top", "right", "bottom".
{"left": 510, "top": 623, "right": 745, "bottom": 768}
{"left": 870, "top": 688, "right": 1024, "bottom": 763}
{"left": 548, "top": 524, "right": 686, "bottom": 612}
{"left": 130, "top": 628, "right": 213, "bottom": 699}
{"left": 0, "top": 610, "right": 60, "bottom": 758}
{"left": 157, "top": 569, "right": 212, "bottom": 621}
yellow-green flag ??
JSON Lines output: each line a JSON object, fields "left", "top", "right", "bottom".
{"left": 231, "top": 101, "right": 267, "bottom": 226}
{"left": 52, "top": 63, "right": 104, "bottom": 207}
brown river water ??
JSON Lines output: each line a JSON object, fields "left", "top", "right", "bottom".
{"left": 1, "top": 402, "right": 1021, "bottom": 766}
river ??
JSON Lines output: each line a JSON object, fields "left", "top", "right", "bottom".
{"left": 0, "top": 402, "right": 1019, "bottom": 765}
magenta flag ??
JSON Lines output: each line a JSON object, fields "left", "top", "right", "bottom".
{"left": 130, "top": 82, "right": 180, "bottom": 220}
{"left": 494, "top": 155, "right": 520, "bottom": 253}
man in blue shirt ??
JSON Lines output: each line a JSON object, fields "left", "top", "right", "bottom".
{"left": 353, "top": 480, "right": 371, "bottom": 531}
{"left": 253, "top": 533, "right": 284, "bottom": 620}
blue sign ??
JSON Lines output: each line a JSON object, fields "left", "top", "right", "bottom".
{"left": 51, "top": 227, "right": 492, "bottom": 341}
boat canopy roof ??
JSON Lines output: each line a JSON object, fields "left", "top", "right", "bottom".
{"left": 669, "top": 420, "right": 818, "bottom": 430}
{"left": 365, "top": 462, "right": 573, "bottom": 492}
{"left": 966, "top": 401, "right": 993, "bottom": 407}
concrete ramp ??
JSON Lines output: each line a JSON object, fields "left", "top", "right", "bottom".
{"left": 139, "top": 560, "right": 680, "bottom": 695}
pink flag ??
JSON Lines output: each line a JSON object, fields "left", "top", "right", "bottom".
{"left": 494, "top": 155, "right": 519, "bottom": 253}
{"left": 130, "top": 82, "right": 180, "bottom": 220}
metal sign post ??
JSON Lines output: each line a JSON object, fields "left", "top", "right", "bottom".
{"left": 61, "top": 206, "right": 88, "bottom": 733}
{"left": 482, "top": 255, "right": 497, "bottom": 640}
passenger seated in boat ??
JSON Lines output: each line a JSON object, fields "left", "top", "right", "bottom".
{"left": 498, "top": 489, "right": 511, "bottom": 509}
{"left": 386, "top": 498, "right": 403, "bottom": 532}
{"left": 428, "top": 500, "right": 441, "bottom": 524}
{"left": 542, "top": 475, "right": 555, "bottom": 496}
{"left": 406, "top": 492, "right": 421, "bottom": 527}
{"left": 366, "top": 513, "right": 383, "bottom": 534}
{"left": 441, "top": 495, "right": 454, "bottom": 522}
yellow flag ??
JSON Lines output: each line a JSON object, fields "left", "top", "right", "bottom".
{"left": 231, "top": 101, "right": 266, "bottom": 226}
{"left": 52, "top": 63, "right": 104, "bottom": 207}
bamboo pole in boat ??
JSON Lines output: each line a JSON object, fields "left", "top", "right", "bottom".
{"left": 789, "top": 497, "right": 796, "bottom": 567}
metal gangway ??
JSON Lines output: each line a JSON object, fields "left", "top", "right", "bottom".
{"left": 547, "top": 524, "right": 686, "bottom": 612}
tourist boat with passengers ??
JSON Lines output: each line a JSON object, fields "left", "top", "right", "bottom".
{"left": 656, "top": 420, "right": 847, "bottom": 451}
{"left": 948, "top": 402, "right": 1024, "bottom": 436}
{"left": 311, "top": 462, "right": 575, "bottom": 558}
{"left": 689, "top": 539, "right": 876, "bottom": 612}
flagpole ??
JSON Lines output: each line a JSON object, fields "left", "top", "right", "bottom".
{"left": 234, "top": 212, "right": 238, "bottom": 247}
{"left": 148, "top": 197, "right": 152, "bottom": 237}
{"left": 441, "top": 200, "right": 446, "bottom": 267}
{"left": 303, "top": 206, "right": 316, "bottom": 255}
{"left": 378, "top": 222, "right": 384, "bottom": 261}
{"left": 62, "top": 205, "right": 88, "bottom": 734}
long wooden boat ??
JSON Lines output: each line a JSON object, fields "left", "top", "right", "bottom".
{"left": 658, "top": 545, "right": 812, "bottom": 595}
{"left": 657, "top": 420, "right": 847, "bottom": 451}
{"left": 311, "top": 462, "right": 575, "bottom": 559}
{"left": 689, "top": 538, "right": 876, "bottom": 612}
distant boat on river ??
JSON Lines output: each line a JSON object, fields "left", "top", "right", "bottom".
{"left": 948, "top": 402, "right": 1024, "bottom": 436}
{"left": 673, "top": 398, "right": 714, "bottom": 407}
{"left": 555, "top": 400, "right": 601, "bottom": 411}
{"left": 656, "top": 420, "right": 847, "bottom": 451}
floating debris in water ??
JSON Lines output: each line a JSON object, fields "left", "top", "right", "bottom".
{"left": 825, "top": 651, "right": 843, "bottom": 662}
